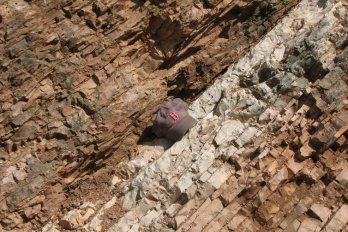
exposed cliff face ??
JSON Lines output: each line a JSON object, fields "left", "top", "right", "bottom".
{"left": 104, "top": 1, "right": 348, "bottom": 231}
{"left": 1, "top": 0, "right": 347, "bottom": 231}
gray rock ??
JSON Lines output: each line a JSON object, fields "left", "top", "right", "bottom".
{"left": 128, "top": 159, "right": 147, "bottom": 172}
{"left": 5, "top": 14, "right": 25, "bottom": 39}
{"left": 165, "top": 203, "right": 181, "bottom": 218}
{"left": 107, "top": 211, "right": 138, "bottom": 232}
{"left": 49, "top": 125, "right": 72, "bottom": 140}
{"left": 66, "top": 110, "right": 88, "bottom": 133}
{"left": 12, "top": 121, "right": 39, "bottom": 142}
{"left": 244, "top": 101, "right": 266, "bottom": 117}
{"left": 250, "top": 82, "right": 273, "bottom": 101}
{"left": 324, "top": 79, "right": 348, "bottom": 104}
{"left": 122, "top": 187, "right": 140, "bottom": 211}
{"left": 278, "top": 72, "right": 297, "bottom": 93}
{"left": 215, "top": 98, "right": 231, "bottom": 117}
{"left": 191, "top": 146, "right": 215, "bottom": 174}
{"left": 176, "top": 172, "right": 193, "bottom": 194}
{"left": 140, "top": 210, "right": 160, "bottom": 227}
{"left": 189, "top": 85, "right": 222, "bottom": 119}
{"left": 235, "top": 127, "right": 259, "bottom": 147}
{"left": 12, "top": 107, "right": 37, "bottom": 126}
{"left": 6, "top": 39, "right": 28, "bottom": 58}
{"left": 214, "top": 120, "right": 245, "bottom": 145}
{"left": 258, "top": 108, "right": 278, "bottom": 123}
{"left": 257, "top": 60, "right": 278, "bottom": 83}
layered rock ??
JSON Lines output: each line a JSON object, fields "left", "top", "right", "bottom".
{"left": 106, "top": 0, "right": 348, "bottom": 231}
{"left": 1, "top": 0, "right": 347, "bottom": 231}
{"left": 0, "top": 0, "right": 302, "bottom": 230}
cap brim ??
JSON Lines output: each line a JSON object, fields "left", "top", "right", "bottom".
{"left": 165, "top": 115, "right": 197, "bottom": 141}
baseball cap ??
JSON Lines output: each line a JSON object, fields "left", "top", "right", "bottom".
{"left": 152, "top": 98, "right": 197, "bottom": 141}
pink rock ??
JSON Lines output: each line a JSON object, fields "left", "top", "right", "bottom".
{"left": 309, "top": 203, "right": 331, "bottom": 222}
{"left": 336, "top": 167, "right": 348, "bottom": 187}
{"left": 268, "top": 166, "right": 288, "bottom": 191}
{"left": 325, "top": 205, "right": 348, "bottom": 231}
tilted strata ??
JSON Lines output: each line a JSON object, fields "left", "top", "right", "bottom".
{"left": 105, "top": 0, "right": 348, "bottom": 231}
{"left": 0, "top": 0, "right": 302, "bottom": 230}
{"left": 0, "top": 0, "right": 347, "bottom": 231}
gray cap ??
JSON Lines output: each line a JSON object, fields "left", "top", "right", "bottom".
{"left": 152, "top": 98, "right": 197, "bottom": 141}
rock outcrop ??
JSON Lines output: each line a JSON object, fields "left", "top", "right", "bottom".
{"left": 1, "top": 0, "right": 347, "bottom": 231}
{"left": 107, "top": 0, "right": 348, "bottom": 231}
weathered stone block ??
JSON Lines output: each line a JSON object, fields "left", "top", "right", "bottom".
{"left": 336, "top": 167, "right": 348, "bottom": 187}
{"left": 235, "top": 127, "right": 259, "bottom": 148}
{"left": 324, "top": 205, "right": 348, "bottom": 232}
{"left": 309, "top": 203, "right": 331, "bottom": 222}
{"left": 214, "top": 120, "right": 244, "bottom": 146}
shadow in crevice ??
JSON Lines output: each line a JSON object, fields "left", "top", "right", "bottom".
{"left": 159, "top": 2, "right": 262, "bottom": 71}
{"left": 136, "top": 124, "right": 174, "bottom": 151}
{"left": 131, "top": 0, "right": 146, "bottom": 5}
{"left": 137, "top": 125, "right": 157, "bottom": 144}
{"left": 317, "top": 0, "right": 328, "bottom": 9}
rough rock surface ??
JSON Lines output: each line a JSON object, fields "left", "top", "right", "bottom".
{"left": 0, "top": 0, "right": 347, "bottom": 231}
{"left": 0, "top": 0, "right": 301, "bottom": 230}
{"left": 107, "top": 0, "right": 348, "bottom": 231}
